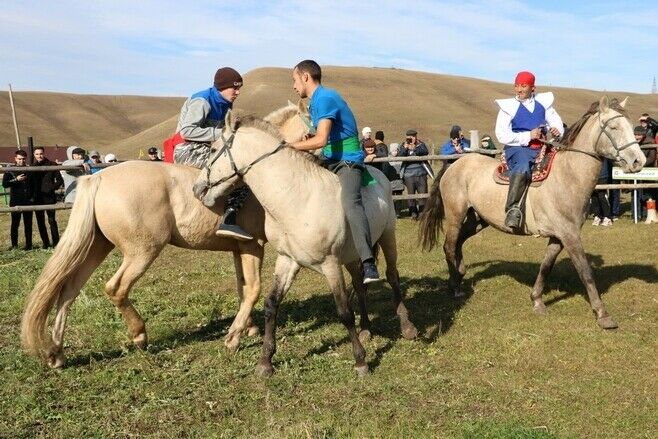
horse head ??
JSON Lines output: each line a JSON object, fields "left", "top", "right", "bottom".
{"left": 193, "top": 103, "right": 311, "bottom": 207}
{"left": 593, "top": 96, "right": 645, "bottom": 172}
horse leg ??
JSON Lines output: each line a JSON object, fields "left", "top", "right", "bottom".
{"left": 322, "top": 258, "right": 368, "bottom": 376}
{"left": 48, "top": 237, "right": 114, "bottom": 368}
{"left": 561, "top": 234, "right": 617, "bottom": 329}
{"left": 104, "top": 247, "right": 163, "bottom": 349}
{"left": 531, "top": 237, "right": 563, "bottom": 315}
{"left": 444, "top": 208, "right": 479, "bottom": 298}
{"left": 225, "top": 246, "right": 263, "bottom": 350}
{"left": 379, "top": 226, "right": 418, "bottom": 340}
{"left": 345, "top": 261, "right": 371, "bottom": 343}
{"left": 255, "top": 255, "right": 300, "bottom": 378}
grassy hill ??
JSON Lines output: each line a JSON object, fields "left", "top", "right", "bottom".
{"left": 3, "top": 67, "right": 658, "bottom": 159}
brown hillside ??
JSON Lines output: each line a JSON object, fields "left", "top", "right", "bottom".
{"left": 110, "top": 66, "right": 658, "bottom": 158}
{"left": 0, "top": 91, "right": 183, "bottom": 150}
{"left": 4, "top": 68, "right": 658, "bottom": 159}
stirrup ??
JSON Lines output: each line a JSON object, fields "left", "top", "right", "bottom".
{"left": 505, "top": 207, "right": 523, "bottom": 228}
{"left": 215, "top": 224, "right": 253, "bottom": 241}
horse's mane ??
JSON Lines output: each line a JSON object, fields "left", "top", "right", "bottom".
{"left": 563, "top": 98, "right": 628, "bottom": 147}
{"left": 233, "top": 110, "right": 328, "bottom": 175}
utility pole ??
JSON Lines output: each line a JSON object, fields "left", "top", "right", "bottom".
{"left": 652, "top": 76, "right": 657, "bottom": 94}
{"left": 8, "top": 84, "right": 22, "bottom": 148}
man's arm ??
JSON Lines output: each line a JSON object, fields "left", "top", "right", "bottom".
{"left": 545, "top": 107, "right": 564, "bottom": 137}
{"left": 415, "top": 142, "right": 429, "bottom": 156}
{"left": 495, "top": 110, "right": 531, "bottom": 146}
{"left": 178, "top": 98, "right": 219, "bottom": 143}
{"left": 292, "top": 119, "right": 332, "bottom": 151}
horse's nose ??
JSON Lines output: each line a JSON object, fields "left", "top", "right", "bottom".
{"left": 631, "top": 154, "right": 647, "bottom": 172}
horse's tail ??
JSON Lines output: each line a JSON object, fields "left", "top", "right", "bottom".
{"left": 21, "top": 175, "right": 101, "bottom": 358}
{"left": 418, "top": 167, "right": 446, "bottom": 252}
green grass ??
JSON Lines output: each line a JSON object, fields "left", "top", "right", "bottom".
{"left": 0, "top": 210, "right": 656, "bottom": 438}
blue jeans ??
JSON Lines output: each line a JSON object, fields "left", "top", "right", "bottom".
{"left": 505, "top": 146, "right": 540, "bottom": 176}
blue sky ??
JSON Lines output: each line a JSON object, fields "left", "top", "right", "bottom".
{"left": 1, "top": 0, "right": 656, "bottom": 96}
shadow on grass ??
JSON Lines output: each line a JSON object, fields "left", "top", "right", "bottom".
{"left": 65, "top": 254, "right": 656, "bottom": 369}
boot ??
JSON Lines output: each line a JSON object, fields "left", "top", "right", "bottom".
{"left": 215, "top": 207, "right": 253, "bottom": 241}
{"left": 505, "top": 173, "right": 528, "bottom": 229}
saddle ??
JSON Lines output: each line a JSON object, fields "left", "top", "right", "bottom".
{"left": 494, "top": 144, "right": 558, "bottom": 187}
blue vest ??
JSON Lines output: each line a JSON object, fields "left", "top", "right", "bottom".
{"left": 511, "top": 101, "right": 546, "bottom": 137}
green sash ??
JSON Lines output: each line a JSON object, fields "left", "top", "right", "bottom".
{"left": 322, "top": 136, "right": 376, "bottom": 186}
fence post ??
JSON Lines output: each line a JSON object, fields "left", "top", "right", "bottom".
{"left": 28, "top": 136, "right": 34, "bottom": 165}
{"left": 470, "top": 130, "right": 479, "bottom": 149}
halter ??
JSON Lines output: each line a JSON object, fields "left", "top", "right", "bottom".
{"left": 547, "top": 113, "right": 638, "bottom": 161}
{"left": 202, "top": 129, "right": 286, "bottom": 189}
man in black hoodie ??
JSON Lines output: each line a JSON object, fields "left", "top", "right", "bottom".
{"left": 2, "top": 150, "right": 33, "bottom": 249}
{"left": 31, "top": 147, "right": 63, "bottom": 248}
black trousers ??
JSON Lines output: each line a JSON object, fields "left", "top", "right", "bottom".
{"left": 34, "top": 208, "right": 59, "bottom": 247}
{"left": 403, "top": 175, "right": 428, "bottom": 211}
{"left": 590, "top": 190, "right": 611, "bottom": 219}
{"left": 10, "top": 211, "right": 33, "bottom": 248}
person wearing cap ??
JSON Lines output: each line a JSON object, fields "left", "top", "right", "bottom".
{"left": 398, "top": 129, "right": 432, "bottom": 219}
{"left": 147, "top": 147, "right": 161, "bottom": 161}
{"left": 633, "top": 125, "right": 657, "bottom": 219}
{"left": 104, "top": 153, "right": 118, "bottom": 163}
{"left": 165, "top": 66, "right": 253, "bottom": 241}
{"left": 61, "top": 146, "right": 91, "bottom": 203}
{"left": 440, "top": 125, "right": 470, "bottom": 170}
{"left": 480, "top": 134, "right": 497, "bottom": 150}
{"left": 290, "top": 59, "right": 381, "bottom": 284}
{"left": 495, "top": 71, "right": 564, "bottom": 229}
{"left": 639, "top": 113, "right": 658, "bottom": 143}
{"left": 360, "top": 126, "right": 372, "bottom": 149}
{"left": 86, "top": 150, "right": 102, "bottom": 175}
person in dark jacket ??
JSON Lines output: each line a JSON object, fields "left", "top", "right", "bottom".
{"left": 398, "top": 129, "right": 432, "bottom": 219}
{"left": 2, "top": 150, "right": 33, "bottom": 249}
{"left": 31, "top": 147, "right": 63, "bottom": 248}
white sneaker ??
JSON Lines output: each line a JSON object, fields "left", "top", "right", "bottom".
{"left": 601, "top": 217, "right": 613, "bottom": 226}
{"left": 592, "top": 217, "right": 601, "bottom": 226}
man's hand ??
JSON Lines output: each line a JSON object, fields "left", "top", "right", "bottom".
{"left": 83, "top": 163, "right": 91, "bottom": 173}
{"left": 530, "top": 128, "right": 542, "bottom": 139}
{"left": 549, "top": 126, "right": 561, "bottom": 137}
{"left": 16, "top": 174, "right": 26, "bottom": 182}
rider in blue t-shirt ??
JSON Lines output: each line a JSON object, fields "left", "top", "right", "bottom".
{"left": 290, "top": 60, "right": 380, "bottom": 284}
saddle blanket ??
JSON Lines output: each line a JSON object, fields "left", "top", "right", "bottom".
{"left": 494, "top": 146, "right": 558, "bottom": 187}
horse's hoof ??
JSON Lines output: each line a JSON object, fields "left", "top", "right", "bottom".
{"left": 224, "top": 334, "right": 240, "bottom": 352}
{"left": 358, "top": 329, "right": 372, "bottom": 344}
{"left": 133, "top": 333, "right": 148, "bottom": 350}
{"left": 533, "top": 303, "right": 548, "bottom": 315}
{"left": 354, "top": 364, "right": 369, "bottom": 377}
{"left": 246, "top": 325, "right": 260, "bottom": 337}
{"left": 255, "top": 363, "right": 274, "bottom": 378}
{"left": 401, "top": 323, "right": 419, "bottom": 340}
{"left": 597, "top": 316, "right": 618, "bottom": 330}
{"left": 47, "top": 350, "right": 65, "bottom": 369}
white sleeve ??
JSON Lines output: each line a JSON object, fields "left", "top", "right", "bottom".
{"left": 545, "top": 106, "right": 564, "bottom": 136}
{"left": 495, "top": 110, "right": 531, "bottom": 146}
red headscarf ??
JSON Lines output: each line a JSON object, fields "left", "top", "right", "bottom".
{"left": 515, "top": 71, "right": 535, "bottom": 86}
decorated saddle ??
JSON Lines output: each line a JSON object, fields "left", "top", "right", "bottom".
{"left": 494, "top": 144, "right": 558, "bottom": 186}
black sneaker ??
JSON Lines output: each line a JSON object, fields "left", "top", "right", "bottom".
{"left": 362, "top": 261, "right": 382, "bottom": 285}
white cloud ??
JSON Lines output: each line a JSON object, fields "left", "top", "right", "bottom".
{"left": 0, "top": 0, "right": 656, "bottom": 95}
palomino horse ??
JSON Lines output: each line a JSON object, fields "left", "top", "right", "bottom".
{"left": 419, "top": 96, "right": 645, "bottom": 329}
{"left": 21, "top": 103, "right": 310, "bottom": 368}
{"left": 193, "top": 111, "right": 418, "bottom": 377}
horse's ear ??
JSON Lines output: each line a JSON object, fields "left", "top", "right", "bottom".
{"left": 224, "top": 109, "right": 237, "bottom": 132}
{"left": 599, "top": 96, "right": 610, "bottom": 112}
{"left": 619, "top": 96, "right": 629, "bottom": 108}
{"left": 297, "top": 99, "right": 309, "bottom": 116}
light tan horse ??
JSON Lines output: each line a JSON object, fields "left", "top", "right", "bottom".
{"left": 193, "top": 111, "right": 418, "bottom": 377}
{"left": 419, "top": 96, "right": 646, "bottom": 329}
{"left": 20, "top": 104, "right": 310, "bottom": 368}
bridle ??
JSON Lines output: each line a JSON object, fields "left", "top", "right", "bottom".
{"left": 202, "top": 129, "right": 286, "bottom": 189}
{"left": 200, "top": 110, "right": 313, "bottom": 190}
{"left": 546, "top": 113, "right": 638, "bottom": 161}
